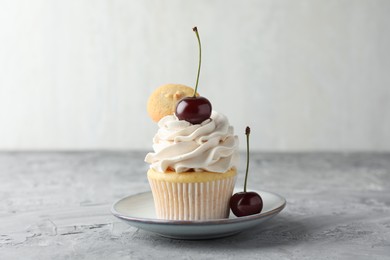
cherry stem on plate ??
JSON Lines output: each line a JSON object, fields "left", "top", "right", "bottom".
{"left": 244, "top": 126, "right": 250, "bottom": 192}
{"left": 192, "top": 27, "right": 201, "bottom": 97}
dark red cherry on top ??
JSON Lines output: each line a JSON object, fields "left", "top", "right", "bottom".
{"left": 230, "top": 127, "right": 263, "bottom": 217}
{"left": 175, "top": 26, "right": 212, "bottom": 124}
{"left": 176, "top": 96, "right": 212, "bottom": 124}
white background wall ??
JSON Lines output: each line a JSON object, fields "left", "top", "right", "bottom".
{"left": 0, "top": 0, "right": 389, "bottom": 151}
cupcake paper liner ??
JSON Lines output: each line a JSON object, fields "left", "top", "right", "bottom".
{"left": 148, "top": 175, "right": 236, "bottom": 220}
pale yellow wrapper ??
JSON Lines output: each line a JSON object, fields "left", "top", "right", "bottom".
{"left": 147, "top": 168, "right": 237, "bottom": 220}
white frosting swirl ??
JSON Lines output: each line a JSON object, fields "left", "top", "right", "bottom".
{"left": 145, "top": 111, "right": 239, "bottom": 173}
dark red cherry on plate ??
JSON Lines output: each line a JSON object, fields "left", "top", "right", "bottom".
{"left": 176, "top": 96, "right": 212, "bottom": 124}
{"left": 230, "top": 191, "right": 263, "bottom": 217}
{"left": 230, "top": 127, "right": 263, "bottom": 217}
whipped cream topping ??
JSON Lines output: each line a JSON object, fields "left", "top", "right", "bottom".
{"left": 145, "top": 111, "right": 239, "bottom": 173}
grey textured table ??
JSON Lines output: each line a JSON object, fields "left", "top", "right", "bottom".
{"left": 1, "top": 152, "right": 389, "bottom": 259}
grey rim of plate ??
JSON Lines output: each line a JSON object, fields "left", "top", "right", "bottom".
{"left": 111, "top": 190, "right": 286, "bottom": 226}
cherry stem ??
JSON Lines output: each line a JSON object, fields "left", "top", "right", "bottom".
{"left": 244, "top": 126, "right": 251, "bottom": 192}
{"left": 192, "top": 27, "right": 201, "bottom": 97}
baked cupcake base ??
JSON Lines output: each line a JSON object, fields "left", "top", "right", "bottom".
{"left": 147, "top": 168, "right": 237, "bottom": 220}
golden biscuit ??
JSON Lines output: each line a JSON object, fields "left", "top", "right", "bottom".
{"left": 147, "top": 84, "right": 198, "bottom": 122}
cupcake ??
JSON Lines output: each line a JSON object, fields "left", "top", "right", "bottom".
{"left": 145, "top": 85, "right": 239, "bottom": 220}
{"left": 145, "top": 27, "right": 238, "bottom": 220}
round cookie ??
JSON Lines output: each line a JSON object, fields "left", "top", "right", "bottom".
{"left": 147, "top": 84, "right": 198, "bottom": 122}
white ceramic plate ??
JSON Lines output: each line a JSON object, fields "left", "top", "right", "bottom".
{"left": 111, "top": 189, "right": 286, "bottom": 240}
